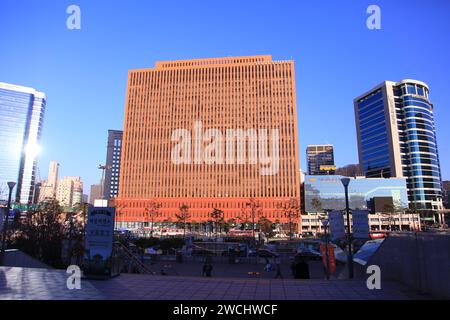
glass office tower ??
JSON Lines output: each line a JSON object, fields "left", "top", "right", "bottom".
{"left": 0, "top": 82, "right": 46, "bottom": 204}
{"left": 306, "top": 145, "right": 335, "bottom": 175}
{"left": 354, "top": 79, "right": 443, "bottom": 211}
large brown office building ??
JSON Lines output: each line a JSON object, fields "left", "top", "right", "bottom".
{"left": 115, "top": 55, "right": 300, "bottom": 227}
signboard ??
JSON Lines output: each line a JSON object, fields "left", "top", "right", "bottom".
{"left": 352, "top": 210, "right": 370, "bottom": 239}
{"left": 94, "top": 199, "right": 108, "bottom": 208}
{"left": 11, "top": 204, "right": 38, "bottom": 211}
{"left": 320, "top": 243, "right": 336, "bottom": 274}
{"left": 328, "top": 210, "right": 345, "bottom": 241}
{"left": 0, "top": 208, "right": 16, "bottom": 229}
{"left": 319, "top": 165, "right": 336, "bottom": 171}
{"left": 84, "top": 207, "right": 115, "bottom": 277}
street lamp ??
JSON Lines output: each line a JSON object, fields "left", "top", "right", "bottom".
{"left": 341, "top": 177, "right": 354, "bottom": 279}
{"left": 1, "top": 182, "right": 16, "bottom": 258}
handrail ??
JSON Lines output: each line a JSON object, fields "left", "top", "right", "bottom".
{"left": 114, "top": 242, "right": 154, "bottom": 274}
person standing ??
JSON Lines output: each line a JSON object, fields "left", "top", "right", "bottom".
{"left": 202, "top": 263, "right": 207, "bottom": 277}
{"left": 274, "top": 262, "right": 283, "bottom": 279}
{"left": 293, "top": 256, "right": 310, "bottom": 279}
{"left": 205, "top": 263, "right": 213, "bottom": 277}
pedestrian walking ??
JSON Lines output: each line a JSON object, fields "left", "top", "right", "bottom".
{"left": 205, "top": 263, "right": 213, "bottom": 277}
{"left": 202, "top": 263, "right": 207, "bottom": 277}
{"left": 274, "top": 262, "right": 283, "bottom": 279}
{"left": 292, "top": 256, "right": 310, "bottom": 279}
{"left": 264, "top": 258, "right": 272, "bottom": 272}
{"left": 202, "top": 262, "right": 213, "bottom": 277}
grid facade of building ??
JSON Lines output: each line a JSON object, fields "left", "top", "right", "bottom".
{"left": 116, "top": 55, "right": 301, "bottom": 224}
{"left": 104, "top": 130, "right": 123, "bottom": 200}
{"left": 354, "top": 79, "right": 443, "bottom": 211}
{"left": 0, "top": 82, "right": 46, "bottom": 204}
{"left": 306, "top": 145, "right": 335, "bottom": 175}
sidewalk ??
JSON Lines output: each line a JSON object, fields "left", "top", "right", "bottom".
{"left": 0, "top": 266, "right": 428, "bottom": 300}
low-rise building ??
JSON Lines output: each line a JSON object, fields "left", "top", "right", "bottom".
{"left": 301, "top": 212, "right": 421, "bottom": 235}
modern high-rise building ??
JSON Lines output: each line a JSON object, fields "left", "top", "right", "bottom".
{"left": 56, "top": 176, "right": 83, "bottom": 208}
{"left": 0, "top": 82, "right": 46, "bottom": 204}
{"left": 116, "top": 55, "right": 301, "bottom": 227}
{"left": 103, "top": 130, "right": 123, "bottom": 200}
{"left": 38, "top": 161, "right": 60, "bottom": 202}
{"left": 306, "top": 145, "right": 335, "bottom": 175}
{"left": 354, "top": 79, "right": 443, "bottom": 211}
{"left": 89, "top": 183, "right": 103, "bottom": 205}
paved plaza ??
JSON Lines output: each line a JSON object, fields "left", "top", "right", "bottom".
{"left": 0, "top": 266, "right": 428, "bottom": 300}
{"left": 144, "top": 259, "right": 345, "bottom": 280}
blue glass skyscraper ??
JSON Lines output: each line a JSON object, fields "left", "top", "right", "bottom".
{"left": 354, "top": 79, "right": 443, "bottom": 211}
{"left": 0, "top": 82, "right": 46, "bottom": 204}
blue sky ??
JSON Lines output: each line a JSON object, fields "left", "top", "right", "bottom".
{"left": 1, "top": 0, "right": 449, "bottom": 193}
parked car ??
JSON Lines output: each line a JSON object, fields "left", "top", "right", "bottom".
{"left": 295, "top": 250, "right": 321, "bottom": 261}
{"left": 248, "top": 248, "right": 279, "bottom": 258}
{"left": 191, "top": 248, "right": 214, "bottom": 256}
{"left": 370, "top": 231, "right": 389, "bottom": 239}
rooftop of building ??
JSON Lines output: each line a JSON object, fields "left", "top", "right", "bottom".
{"left": 354, "top": 79, "right": 430, "bottom": 102}
{"left": 129, "top": 55, "right": 294, "bottom": 72}
{"left": 0, "top": 82, "right": 46, "bottom": 99}
{"left": 155, "top": 55, "right": 276, "bottom": 68}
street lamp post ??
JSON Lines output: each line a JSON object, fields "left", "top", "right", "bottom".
{"left": 1, "top": 182, "right": 16, "bottom": 259}
{"left": 341, "top": 177, "right": 354, "bottom": 279}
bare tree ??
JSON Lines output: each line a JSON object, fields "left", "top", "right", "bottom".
{"left": 210, "top": 208, "right": 224, "bottom": 236}
{"left": 14, "top": 199, "right": 66, "bottom": 267}
{"left": 176, "top": 204, "right": 190, "bottom": 240}
{"left": 113, "top": 202, "right": 127, "bottom": 229}
{"left": 258, "top": 216, "right": 274, "bottom": 238}
{"left": 277, "top": 198, "right": 300, "bottom": 240}
{"left": 244, "top": 198, "right": 263, "bottom": 240}
{"left": 145, "top": 201, "right": 162, "bottom": 237}
{"left": 382, "top": 200, "right": 407, "bottom": 231}
{"left": 311, "top": 197, "right": 323, "bottom": 213}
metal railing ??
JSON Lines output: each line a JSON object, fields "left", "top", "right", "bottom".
{"left": 113, "top": 242, "right": 154, "bottom": 274}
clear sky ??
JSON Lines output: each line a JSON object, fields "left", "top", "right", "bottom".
{"left": 1, "top": 0, "right": 449, "bottom": 193}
